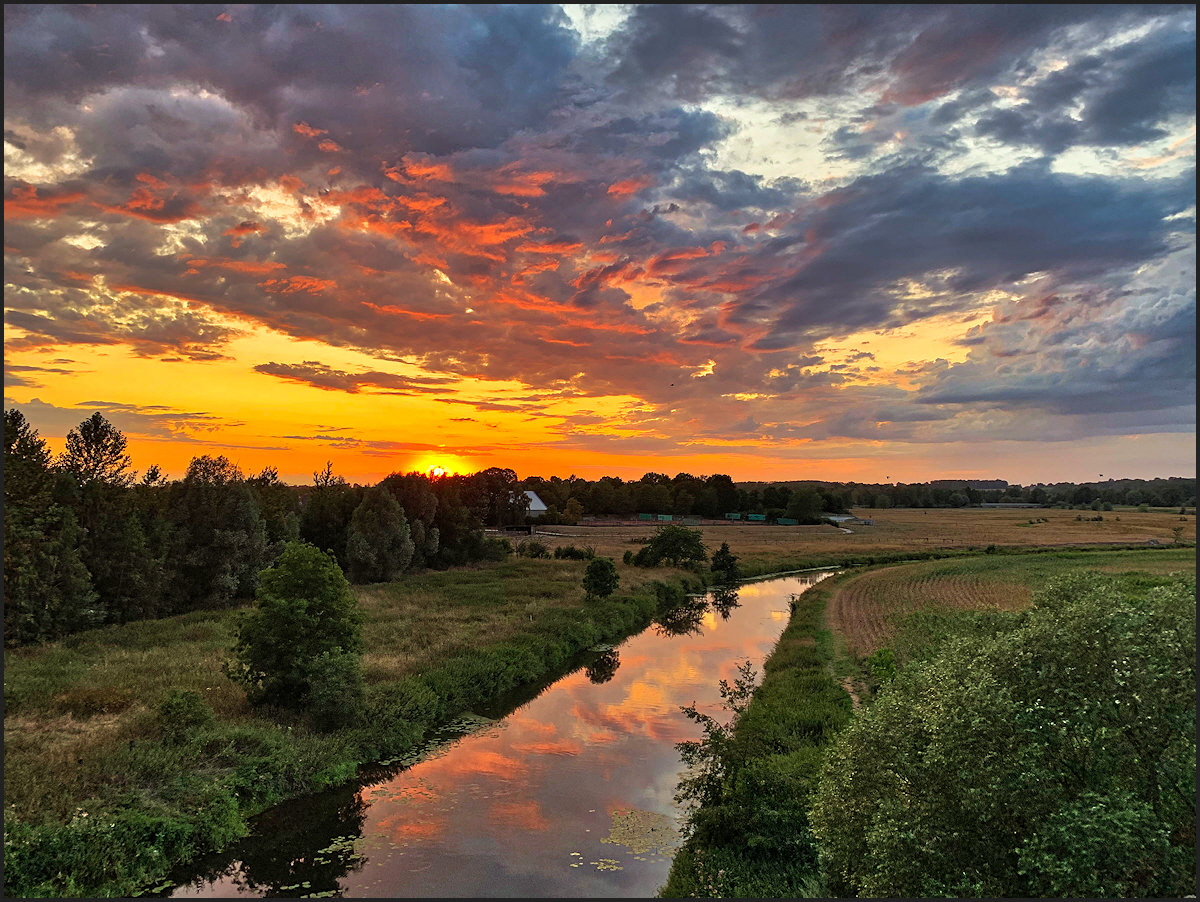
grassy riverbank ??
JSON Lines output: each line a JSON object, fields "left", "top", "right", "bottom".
{"left": 3, "top": 558, "right": 704, "bottom": 898}
{"left": 658, "top": 546, "right": 1196, "bottom": 897}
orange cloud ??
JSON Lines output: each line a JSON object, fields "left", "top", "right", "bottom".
{"left": 362, "top": 301, "right": 454, "bottom": 321}
{"left": 317, "top": 139, "right": 343, "bottom": 153}
{"left": 607, "top": 176, "right": 654, "bottom": 197}
{"left": 517, "top": 239, "right": 583, "bottom": 254}
{"left": 185, "top": 257, "right": 287, "bottom": 275}
{"left": 293, "top": 122, "right": 328, "bottom": 138}
{"left": 258, "top": 275, "right": 336, "bottom": 294}
{"left": 4, "top": 185, "right": 87, "bottom": 219}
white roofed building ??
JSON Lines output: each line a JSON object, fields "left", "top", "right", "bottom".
{"left": 524, "top": 490, "right": 548, "bottom": 518}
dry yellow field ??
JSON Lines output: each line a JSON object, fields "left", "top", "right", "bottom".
{"left": 530, "top": 507, "right": 1195, "bottom": 569}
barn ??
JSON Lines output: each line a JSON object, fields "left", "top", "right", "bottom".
{"left": 524, "top": 490, "right": 548, "bottom": 518}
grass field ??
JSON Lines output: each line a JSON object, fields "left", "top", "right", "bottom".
{"left": 820, "top": 546, "right": 1197, "bottom": 659}
{"left": 533, "top": 507, "right": 1195, "bottom": 571}
{"left": 2, "top": 557, "right": 687, "bottom": 825}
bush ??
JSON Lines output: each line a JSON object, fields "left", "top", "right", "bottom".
{"left": 480, "top": 536, "right": 512, "bottom": 561}
{"left": 157, "top": 690, "right": 216, "bottom": 745}
{"left": 224, "top": 540, "right": 363, "bottom": 710}
{"left": 810, "top": 571, "right": 1196, "bottom": 898}
{"left": 554, "top": 544, "right": 595, "bottom": 560}
{"left": 710, "top": 542, "right": 740, "bottom": 582}
{"left": 305, "top": 648, "right": 364, "bottom": 732}
{"left": 515, "top": 539, "right": 550, "bottom": 558}
{"left": 582, "top": 557, "right": 619, "bottom": 600}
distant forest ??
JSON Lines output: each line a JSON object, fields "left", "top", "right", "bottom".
{"left": 4, "top": 406, "right": 1195, "bottom": 646}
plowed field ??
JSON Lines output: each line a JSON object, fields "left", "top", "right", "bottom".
{"left": 822, "top": 548, "right": 1195, "bottom": 657}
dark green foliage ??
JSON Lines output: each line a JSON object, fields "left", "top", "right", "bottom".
{"left": 553, "top": 544, "right": 595, "bottom": 560}
{"left": 345, "top": 485, "right": 414, "bottom": 583}
{"left": 784, "top": 487, "right": 825, "bottom": 524}
{"left": 306, "top": 649, "right": 365, "bottom": 732}
{"left": 675, "top": 660, "right": 759, "bottom": 818}
{"left": 632, "top": 524, "right": 708, "bottom": 568}
{"left": 3, "top": 409, "right": 98, "bottom": 645}
{"left": 225, "top": 541, "right": 363, "bottom": 710}
{"left": 163, "top": 455, "right": 271, "bottom": 613}
{"left": 623, "top": 549, "right": 635, "bottom": 565}
{"left": 57, "top": 412, "right": 135, "bottom": 487}
{"left": 299, "top": 462, "right": 360, "bottom": 570}
{"left": 582, "top": 557, "right": 619, "bottom": 600}
{"left": 61, "top": 416, "right": 163, "bottom": 625}
{"left": 158, "top": 690, "right": 217, "bottom": 745}
{"left": 710, "top": 541, "right": 741, "bottom": 582}
{"left": 479, "top": 536, "right": 512, "bottom": 561}
{"left": 246, "top": 466, "right": 301, "bottom": 552}
{"left": 810, "top": 570, "right": 1196, "bottom": 898}
{"left": 515, "top": 539, "right": 550, "bottom": 558}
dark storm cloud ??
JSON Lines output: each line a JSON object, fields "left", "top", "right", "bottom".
{"left": 972, "top": 24, "right": 1196, "bottom": 154}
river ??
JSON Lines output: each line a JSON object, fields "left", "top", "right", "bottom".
{"left": 166, "top": 570, "right": 832, "bottom": 898}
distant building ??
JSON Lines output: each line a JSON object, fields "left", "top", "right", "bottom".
{"left": 524, "top": 490, "right": 548, "bottom": 518}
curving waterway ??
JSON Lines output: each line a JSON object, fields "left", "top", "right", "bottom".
{"left": 166, "top": 570, "right": 832, "bottom": 898}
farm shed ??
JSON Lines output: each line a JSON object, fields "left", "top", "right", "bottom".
{"left": 524, "top": 490, "right": 548, "bottom": 518}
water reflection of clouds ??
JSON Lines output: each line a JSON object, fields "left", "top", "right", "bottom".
{"left": 171, "top": 574, "right": 832, "bottom": 898}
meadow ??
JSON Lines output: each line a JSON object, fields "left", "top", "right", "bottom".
{"left": 4, "top": 508, "right": 1195, "bottom": 897}
{"left": 537, "top": 506, "right": 1194, "bottom": 571}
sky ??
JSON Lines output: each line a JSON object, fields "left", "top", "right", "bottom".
{"left": 4, "top": 4, "right": 1195, "bottom": 486}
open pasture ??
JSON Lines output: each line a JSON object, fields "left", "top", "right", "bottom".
{"left": 822, "top": 547, "right": 1196, "bottom": 657}
{"left": 535, "top": 507, "right": 1195, "bottom": 570}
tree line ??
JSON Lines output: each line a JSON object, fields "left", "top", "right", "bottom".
{"left": 3, "top": 408, "right": 526, "bottom": 647}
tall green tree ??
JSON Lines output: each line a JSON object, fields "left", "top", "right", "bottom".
{"left": 784, "top": 487, "right": 825, "bottom": 524}
{"left": 57, "top": 413, "right": 160, "bottom": 624}
{"left": 163, "top": 455, "right": 270, "bottom": 612}
{"left": 299, "top": 462, "right": 359, "bottom": 570}
{"left": 346, "top": 485, "right": 414, "bottom": 583}
{"left": 57, "top": 411, "right": 135, "bottom": 487}
{"left": 633, "top": 524, "right": 708, "bottom": 568}
{"left": 3, "top": 409, "right": 96, "bottom": 644}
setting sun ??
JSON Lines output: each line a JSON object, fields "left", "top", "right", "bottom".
{"left": 411, "top": 454, "right": 476, "bottom": 478}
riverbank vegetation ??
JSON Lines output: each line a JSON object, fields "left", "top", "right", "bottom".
{"left": 659, "top": 548, "right": 1196, "bottom": 898}
{"left": 3, "top": 554, "right": 704, "bottom": 897}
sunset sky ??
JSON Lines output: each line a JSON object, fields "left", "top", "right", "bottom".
{"left": 4, "top": 4, "right": 1195, "bottom": 485}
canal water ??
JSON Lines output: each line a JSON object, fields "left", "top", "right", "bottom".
{"left": 167, "top": 571, "right": 832, "bottom": 898}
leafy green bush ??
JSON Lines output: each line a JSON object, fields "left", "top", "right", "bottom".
{"left": 554, "top": 544, "right": 595, "bottom": 560}
{"left": 305, "top": 649, "right": 365, "bottom": 732}
{"left": 582, "top": 557, "right": 619, "bottom": 599}
{"left": 157, "top": 689, "right": 216, "bottom": 745}
{"left": 710, "top": 541, "right": 740, "bottom": 581}
{"left": 224, "top": 541, "right": 363, "bottom": 710}
{"left": 810, "top": 570, "right": 1196, "bottom": 899}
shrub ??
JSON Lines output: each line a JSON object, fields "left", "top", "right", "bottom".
{"left": 710, "top": 541, "right": 740, "bottom": 581}
{"left": 157, "top": 690, "right": 216, "bottom": 745}
{"left": 515, "top": 539, "right": 550, "bottom": 558}
{"left": 582, "top": 557, "right": 619, "bottom": 600}
{"left": 480, "top": 536, "right": 512, "bottom": 561}
{"left": 810, "top": 571, "right": 1196, "bottom": 898}
{"left": 305, "top": 648, "right": 365, "bottom": 732}
{"left": 554, "top": 544, "right": 594, "bottom": 560}
{"left": 224, "top": 540, "right": 363, "bottom": 710}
